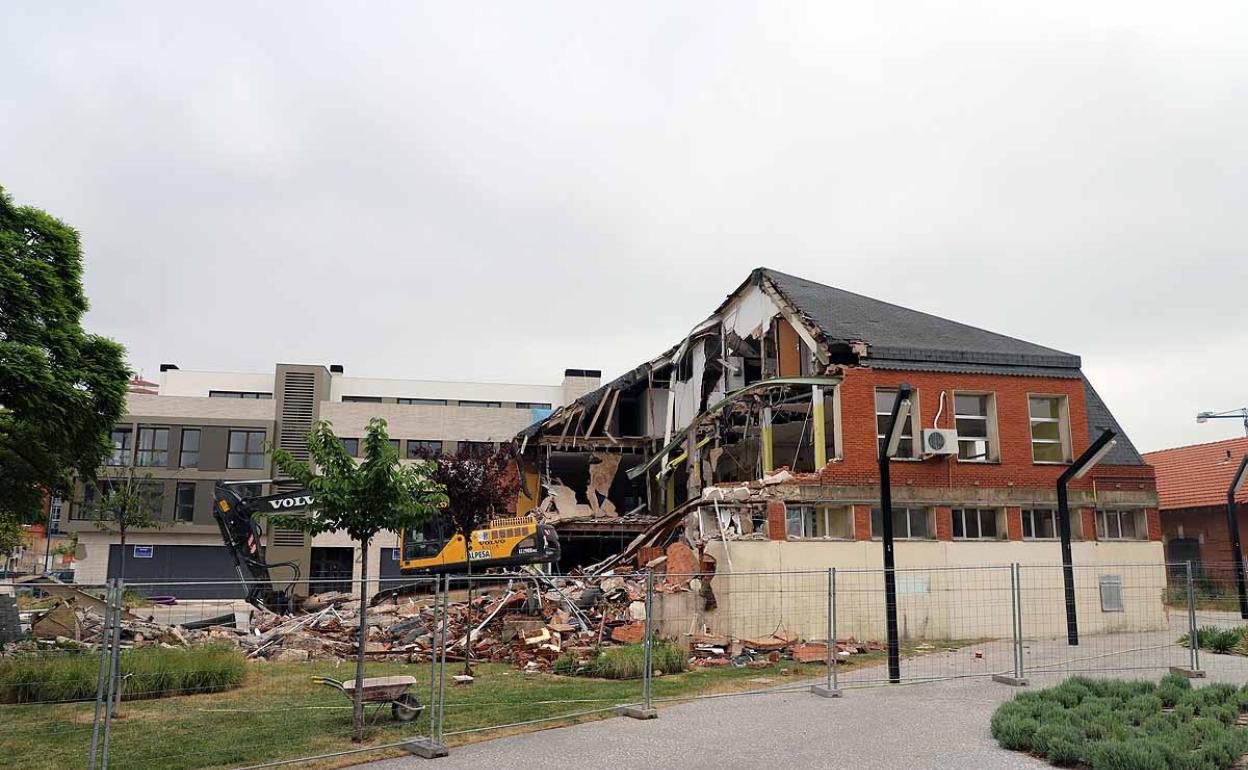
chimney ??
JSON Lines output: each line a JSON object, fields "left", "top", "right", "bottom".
{"left": 562, "top": 368, "right": 602, "bottom": 404}
{"left": 329, "top": 364, "right": 344, "bottom": 374}
{"left": 159, "top": 363, "right": 179, "bottom": 372}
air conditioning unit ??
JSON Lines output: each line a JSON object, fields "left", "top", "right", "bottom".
{"left": 921, "top": 429, "right": 958, "bottom": 457}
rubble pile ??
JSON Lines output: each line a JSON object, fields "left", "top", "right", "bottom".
{"left": 4, "top": 545, "right": 885, "bottom": 673}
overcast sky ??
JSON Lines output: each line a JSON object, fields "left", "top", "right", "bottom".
{"left": 4, "top": 2, "right": 1246, "bottom": 453}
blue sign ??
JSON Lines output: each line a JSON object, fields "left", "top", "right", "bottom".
{"left": 133, "top": 545, "right": 154, "bottom": 559}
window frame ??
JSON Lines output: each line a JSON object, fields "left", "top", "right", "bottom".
{"left": 875, "top": 387, "right": 921, "bottom": 460}
{"left": 179, "top": 428, "right": 201, "bottom": 468}
{"left": 208, "top": 390, "right": 272, "bottom": 399}
{"left": 108, "top": 427, "right": 133, "bottom": 466}
{"left": 1021, "top": 508, "right": 1060, "bottom": 540}
{"left": 870, "top": 507, "right": 934, "bottom": 540}
{"left": 397, "top": 398, "right": 447, "bottom": 406}
{"left": 174, "top": 481, "right": 196, "bottom": 522}
{"left": 953, "top": 391, "right": 999, "bottom": 463}
{"left": 1028, "top": 394, "right": 1072, "bottom": 464}
{"left": 340, "top": 437, "right": 360, "bottom": 457}
{"left": 341, "top": 395, "right": 383, "bottom": 403}
{"left": 459, "top": 400, "right": 502, "bottom": 409}
{"left": 406, "top": 440, "right": 442, "bottom": 459}
{"left": 785, "top": 505, "right": 854, "bottom": 540}
{"left": 226, "top": 429, "right": 267, "bottom": 470}
{"left": 135, "top": 426, "right": 170, "bottom": 467}
{"left": 951, "top": 508, "right": 1004, "bottom": 540}
{"left": 1096, "top": 509, "right": 1147, "bottom": 541}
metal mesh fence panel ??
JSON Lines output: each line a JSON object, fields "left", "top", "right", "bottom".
{"left": 1017, "top": 563, "right": 1191, "bottom": 682}
{"left": 435, "top": 572, "right": 644, "bottom": 740}
{"left": 0, "top": 579, "right": 115, "bottom": 770}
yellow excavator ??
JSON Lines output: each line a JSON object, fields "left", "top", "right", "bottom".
{"left": 397, "top": 515, "right": 560, "bottom": 574}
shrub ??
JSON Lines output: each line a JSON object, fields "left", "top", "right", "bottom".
{"left": 556, "top": 640, "right": 689, "bottom": 680}
{"left": 0, "top": 644, "right": 245, "bottom": 704}
{"left": 994, "top": 676, "right": 1248, "bottom": 770}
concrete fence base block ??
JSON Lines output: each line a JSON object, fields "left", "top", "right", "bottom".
{"left": 992, "top": 675, "right": 1030, "bottom": 687}
{"left": 617, "top": 705, "right": 658, "bottom": 720}
{"left": 1168, "top": 667, "right": 1207, "bottom": 679}
{"left": 403, "top": 739, "right": 449, "bottom": 759}
{"left": 811, "top": 685, "right": 843, "bottom": 698}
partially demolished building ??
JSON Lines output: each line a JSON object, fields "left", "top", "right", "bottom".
{"left": 516, "top": 268, "right": 1161, "bottom": 575}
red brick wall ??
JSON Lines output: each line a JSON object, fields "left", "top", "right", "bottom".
{"left": 767, "top": 500, "right": 787, "bottom": 541}
{"left": 1005, "top": 507, "right": 1023, "bottom": 540}
{"left": 1161, "top": 504, "right": 1248, "bottom": 566}
{"left": 853, "top": 505, "right": 873, "bottom": 541}
{"left": 819, "top": 367, "right": 1156, "bottom": 494}
{"left": 934, "top": 506, "right": 953, "bottom": 541}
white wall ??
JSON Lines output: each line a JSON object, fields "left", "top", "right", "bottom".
{"left": 329, "top": 374, "right": 565, "bottom": 406}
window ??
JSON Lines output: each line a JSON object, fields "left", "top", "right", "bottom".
{"left": 954, "top": 393, "right": 996, "bottom": 462}
{"left": 1029, "top": 395, "right": 1070, "bottom": 463}
{"left": 48, "top": 496, "right": 63, "bottom": 535}
{"left": 1022, "top": 509, "right": 1059, "bottom": 540}
{"left": 340, "top": 438, "right": 360, "bottom": 456}
{"left": 786, "top": 505, "right": 854, "bottom": 539}
{"left": 397, "top": 398, "right": 447, "bottom": 406}
{"left": 135, "top": 427, "right": 169, "bottom": 467}
{"left": 232, "top": 482, "right": 265, "bottom": 500}
{"left": 952, "top": 508, "right": 1002, "bottom": 540}
{"left": 460, "top": 400, "right": 501, "bottom": 409}
{"left": 875, "top": 388, "right": 917, "bottom": 458}
{"left": 1096, "top": 509, "right": 1146, "bottom": 540}
{"left": 175, "top": 482, "right": 196, "bottom": 522}
{"left": 180, "top": 429, "right": 201, "bottom": 468}
{"left": 108, "top": 427, "right": 133, "bottom": 465}
{"left": 515, "top": 402, "right": 553, "bottom": 410}
{"left": 870, "top": 507, "right": 932, "bottom": 539}
{"left": 227, "top": 429, "right": 266, "bottom": 469}
{"left": 459, "top": 441, "right": 495, "bottom": 456}
{"left": 406, "top": 440, "right": 442, "bottom": 459}
{"left": 208, "top": 390, "right": 272, "bottom": 399}
{"left": 342, "top": 395, "right": 383, "bottom": 403}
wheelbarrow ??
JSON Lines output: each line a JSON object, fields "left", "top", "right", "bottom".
{"left": 312, "top": 675, "right": 424, "bottom": 722}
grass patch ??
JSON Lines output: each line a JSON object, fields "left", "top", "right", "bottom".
{"left": 553, "top": 641, "right": 688, "bottom": 679}
{"left": 1178, "top": 626, "right": 1248, "bottom": 656}
{"left": 0, "top": 645, "right": 244, "bottom": 704}
{"left": 992, "top": 674, "right": 1248, "bottom": 770}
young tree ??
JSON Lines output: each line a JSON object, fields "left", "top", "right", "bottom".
{"left": 422, "top": 444, "right": 520, "bottom": 673}
{"left": 0, "top": 186, "right": 129, "bottom": 529}
{"left": 80, "top": 466, "right": 169, "bottom": 583}
{"left": 270, "top": 418, "right": 445, "bottom": 742}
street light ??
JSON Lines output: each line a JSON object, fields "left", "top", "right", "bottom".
{"left": 1057, "top": 429, "right": 1117, "bottom": 646}
{"left": 879, "top": 383, "right": 912, "bottom": 683}
{"left": 1196, "top": 408, "right": 1248, "bottom": 437}
{"left": 1195, "top": 408, "right": 1248, "bottom": 618}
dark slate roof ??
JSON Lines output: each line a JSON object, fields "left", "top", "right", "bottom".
{"left": 762, "top": 268, "right": 1082, "bottom": 371}
{"left": 1082, "top": 376, "right": 1145, "bottom": 466}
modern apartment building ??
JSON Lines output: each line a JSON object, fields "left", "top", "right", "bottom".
{"left": 64, "top": 363, "right": 600, "bottom": 597}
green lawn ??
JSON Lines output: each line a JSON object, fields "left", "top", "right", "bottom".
{"left": 0, "top": 641, "right": 956, "bottom": 769}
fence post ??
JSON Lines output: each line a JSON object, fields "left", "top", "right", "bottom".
{"left": 1187, "top": 561, "right": 1202, "bottom": 675}
{"left": 993, "top": 564, "right": 1028, "bottom": 687}
{"left": 619, "top": 569, "right": 658, "bottom": 719}
{"left": 813, "top": 567, "right": 842, "bottom": 697}
{"left": 100, "top": 577, "right": 125, "bottom": 768}
{"left": 87, "top": 580, "right": 115, "bottom": 770}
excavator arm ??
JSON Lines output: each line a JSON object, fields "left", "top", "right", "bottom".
{"left": 212, "top": 482, "right": 314, "bottom": 614}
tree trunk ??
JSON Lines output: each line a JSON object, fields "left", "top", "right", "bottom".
{"left": 353, "top": 539, "right": 369, "bottom": 743}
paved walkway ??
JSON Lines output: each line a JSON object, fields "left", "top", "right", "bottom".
{"left": 367, "top": 628, "right": 1248, "bottom": 770}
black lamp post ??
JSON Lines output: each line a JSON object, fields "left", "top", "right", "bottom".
{"left": 1225, "top": 455, "right": 1248, "bottom": 619}
{"left": 1056, "top": 428, "right": 1117, "bottom": 646}
{"left": 879, "top": 383, "right": 913, "bottom": 683}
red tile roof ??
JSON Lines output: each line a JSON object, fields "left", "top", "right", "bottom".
{"left": 1143, "top": 437, "right": 1248, "bottom": 511}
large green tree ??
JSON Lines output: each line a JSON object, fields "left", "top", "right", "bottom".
{"left": 0, "top": 186, "right": 128, "bottom": 526}
{"left": 270, "top": 417, "right": 446, "bottom": 742}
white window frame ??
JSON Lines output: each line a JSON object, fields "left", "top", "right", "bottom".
{"left": 951, "top": 508, "right": 1004, "bottom": 540}
{"left": 1028, "top": 394, "right": 1072, "bottom": 464}
{"left": 870, "top": 507, "right": 934, "bottom": 540}
{"left": 786, "top": 505, "right": 854, "bottom": 539}
{"left": 1095, "top": 509, "right": 1147, "bottom": 541}
{"left": 875, "top": 387, "right": 921, "bottom": 460}
{"left": 953, "top": 391, "right": 999, "bottom": 463}
{"left": 1021, "top": 508, "right": 1060, "bottom": 540}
